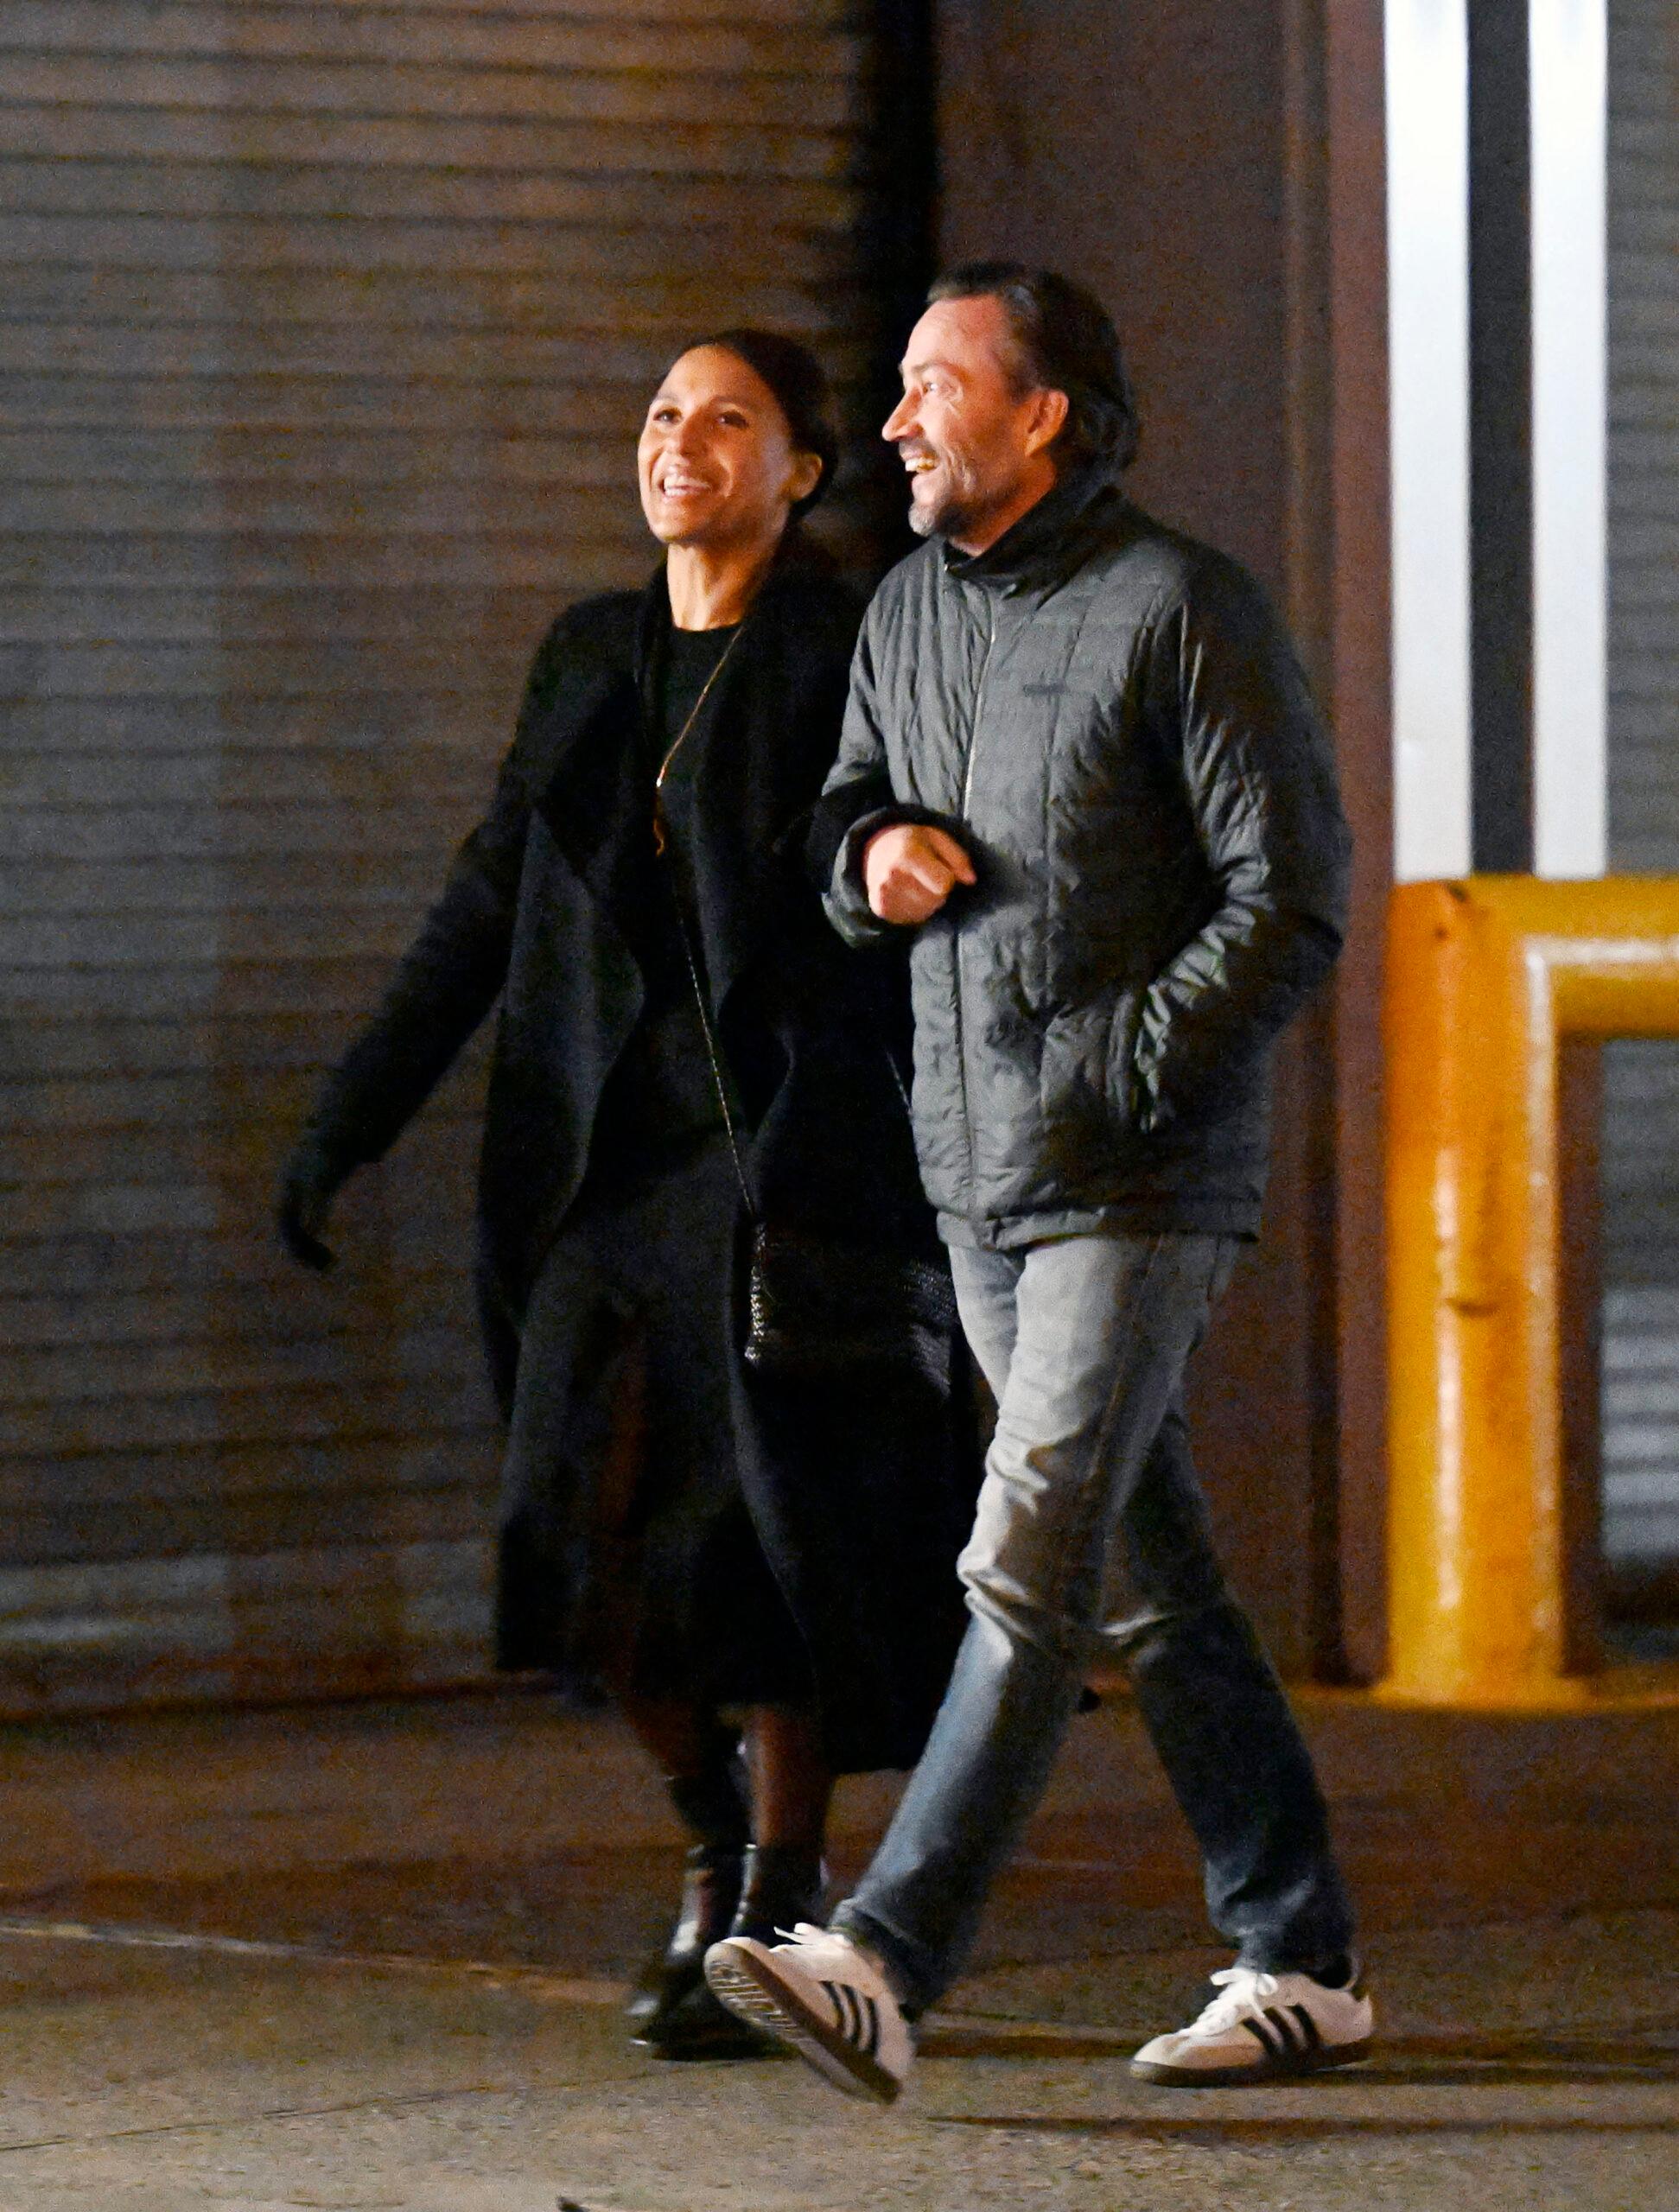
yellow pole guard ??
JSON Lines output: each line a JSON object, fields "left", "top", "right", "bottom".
{"left": 1383, "top": 876, "right": 1679, "bottom": 1709}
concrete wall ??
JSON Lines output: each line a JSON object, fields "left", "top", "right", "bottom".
{"left": 0, "top": 0, "right": 890, "bottom": 1713}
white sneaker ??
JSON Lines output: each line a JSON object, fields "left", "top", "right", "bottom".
{"left": 704, "top": 1923, "right": 914, "bottom": 2104}
{"left": 1130, "top": 1963, "right": 1374, "bottom": 2086}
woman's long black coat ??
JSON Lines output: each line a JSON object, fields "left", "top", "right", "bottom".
{"left": 302, "top": 551, "right": 974, "bottom": 1771}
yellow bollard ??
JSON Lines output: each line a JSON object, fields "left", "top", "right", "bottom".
{"left": 1383, "top": 877, "right": 1679, "bottom": 1708}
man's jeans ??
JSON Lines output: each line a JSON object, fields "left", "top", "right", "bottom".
{"left": 831, "top": 1230, "right": 1355, "bottom": 2012}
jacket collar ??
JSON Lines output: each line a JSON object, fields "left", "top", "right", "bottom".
{"left": 529, "top": 531, "right": 835, "bottom": 842}
{"left": 939, "top": 460, "right": 1121, "bottom": 593}
{"left": 633, "top": 525, "right": 837, "bottom": 685}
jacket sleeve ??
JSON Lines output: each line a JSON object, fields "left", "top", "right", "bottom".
{"left": 302, "top": 617, "right": 571, "bottom": 1173}
{"left": 1133, "top": 558, "right": 1351, "bottom": 1134}
{"left": 809, "top": 603, "right": 963, "bottom": 949}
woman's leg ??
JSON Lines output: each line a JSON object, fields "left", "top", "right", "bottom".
{"left": 618, "top": 1692, "right": 748, "bottom": 2043}
{"left": 742, "top": 1705, "right": 833, "bottom": 1848}
{"left": 620, "top": 1695, "right": 742, "bottom": 1820}
{"left": 731, "top": 1706, "right": 833, "bottom": 1941}
{"left": 628, "top": 1707, "right": 836, "bottom": 2052}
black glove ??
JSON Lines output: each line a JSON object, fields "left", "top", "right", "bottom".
{"left": 277, "top": 1132, "right": 350, "bottom": 1273}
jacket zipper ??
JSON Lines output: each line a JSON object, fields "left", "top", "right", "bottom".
{"left": 953, "top": 601, "right": 998, "bottom": 1203}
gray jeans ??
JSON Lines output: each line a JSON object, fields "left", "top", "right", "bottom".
{"left": 832, "top": 1230, "right": 1354, "bottom": 2011}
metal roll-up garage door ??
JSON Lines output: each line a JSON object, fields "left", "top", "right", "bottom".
{"left": 1602, "top": 0, "right": 1679, "bottom": 1618}
{"left": 0, "top": 0, "right": 893, "bottom": 1712}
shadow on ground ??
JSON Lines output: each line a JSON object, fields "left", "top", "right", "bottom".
{"left": 2, "top": 1691, "right": 1677, "bottom": 2209}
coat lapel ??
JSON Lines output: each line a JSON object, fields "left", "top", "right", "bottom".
{"left": 517, "top": 555, "right": 844, "bottom": 1024}
{"left": 520, "top": 615, "right": 644, "bottom": 912}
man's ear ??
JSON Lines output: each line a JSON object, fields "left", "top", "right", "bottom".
{"left": 1022, "top": 386, "right": 1071, "bottom": 459}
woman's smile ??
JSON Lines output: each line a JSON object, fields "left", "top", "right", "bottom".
{"left": 653, "top": 465, "right": 718, "bottom": 505}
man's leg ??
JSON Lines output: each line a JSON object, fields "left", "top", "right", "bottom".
{"left": 1101, "top": 1395, "right": 1355, "bottom": 1973}
{"left": 829, "top": 1230, "right": 1230, "bottom": 2012}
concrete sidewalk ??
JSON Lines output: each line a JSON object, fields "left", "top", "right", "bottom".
{"left": 2, "top": 1691, "right": 1676, "bottom": 2210}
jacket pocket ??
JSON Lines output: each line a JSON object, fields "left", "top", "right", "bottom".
{"left": 1104, "top": 987, "right": 1145, "bottom": 1132}
{"left": 1037, "top": 985, "right": 1142, "bottom": 1164}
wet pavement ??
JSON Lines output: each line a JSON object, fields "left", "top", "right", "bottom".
{"left": 2, "top": 1688, "right": 1676, "bottom": 2209}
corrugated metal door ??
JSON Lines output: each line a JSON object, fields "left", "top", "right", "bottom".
{"left": 1, "top": 0, "right": 884, "bottom": 1712}
{"left": 1602, "top": 0, "right": 1679, "bottom": 1607}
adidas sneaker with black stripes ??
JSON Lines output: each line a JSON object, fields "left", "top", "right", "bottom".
{"left": 703, "top": 1923, "right": 914, "bottom": 2104}
{"left": 1129, "top": 1962, "right": 1374, "bottom": 2086}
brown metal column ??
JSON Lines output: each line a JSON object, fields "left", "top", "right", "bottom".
{"left": 1323, "top": 0, "right": 1395, "bottom": 1681}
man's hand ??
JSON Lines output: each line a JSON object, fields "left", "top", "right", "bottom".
{"left": 862, "top": 823, "right": 977, "bottom": 925}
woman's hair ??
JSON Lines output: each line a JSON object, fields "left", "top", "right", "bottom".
{"left": 926, "top": 263, "right": 1140, "bottom": 475}
{"left": 676, "top": 327, "right": 839, "bottom": 518}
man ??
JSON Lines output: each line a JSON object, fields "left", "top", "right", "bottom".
{"left": 705, "top": 264, "right": 1367, "bottom": 2101}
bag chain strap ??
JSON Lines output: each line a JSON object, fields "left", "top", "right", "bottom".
{"left": 646, "top": 616, "right": 758, "bottom": 1214}
{"left": 670, "top": 899, "right": 758, "bottom": 1224}
{"left": 648, "top": 613, "right": 914, "bottom": 1227}
{"left": 651, "top": 620, "right": 747, "bottom": 856}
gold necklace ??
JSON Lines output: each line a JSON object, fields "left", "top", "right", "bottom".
{"left": 652, "top": 621, "right": 747, "bottom": 855}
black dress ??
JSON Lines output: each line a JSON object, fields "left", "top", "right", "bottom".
{"left": 296, "top": 552, "right": 976, "bottom": 1774}
{"left": 506, "top": 623, "right": 815, "bottom": 1711}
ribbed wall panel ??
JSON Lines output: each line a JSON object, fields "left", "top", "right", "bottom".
{"left": 1, "top": 0, "right": 884, "bottom": 1711}
{"left": 1602, "top": 0, "right": 1679, "bottom": 1586}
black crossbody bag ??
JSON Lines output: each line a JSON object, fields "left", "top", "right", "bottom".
{"left": 670, "top": 913, "right": 956, "bottom": 1384}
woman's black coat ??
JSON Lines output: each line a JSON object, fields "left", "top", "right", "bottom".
{"left": 299, "top": 550, "right": 973, "bottom": 1771}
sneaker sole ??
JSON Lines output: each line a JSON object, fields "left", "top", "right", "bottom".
{"left": 704, "top": 1947, "right": 903, "bottom": 2106}
{"left": 1130, "top": 2037, "right": 1372, "bottom": 2088}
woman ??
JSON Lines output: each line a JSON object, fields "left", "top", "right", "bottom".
{"left": 277, "top": 332, "right": 971, "bottom": 2058}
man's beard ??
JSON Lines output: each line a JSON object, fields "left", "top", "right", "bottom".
{"left": 906, "top": 465, "right": 979, "bottom": 542}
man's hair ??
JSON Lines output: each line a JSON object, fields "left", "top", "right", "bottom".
{"left": 926, "top": 262, "right": 1140, "bottom": 474}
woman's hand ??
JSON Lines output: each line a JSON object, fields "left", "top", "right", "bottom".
{"left": 277, "top": 1135, "right": 348, "bottom": 1272}
{"left": 862, "top": 823, "right": 976, "bottom": 925}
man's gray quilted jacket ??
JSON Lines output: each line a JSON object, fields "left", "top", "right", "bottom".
{"left": 810, "top": 467, "right": 1351, "bottom": 1248}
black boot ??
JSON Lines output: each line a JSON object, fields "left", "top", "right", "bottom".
{"left": 641, "top": 1844, "right": 827, "bottom": 2061}
{"left": 728, "top": 1842, "right": 827, "bottom": 1943}
{"left": 627, "top": 1753, "right": 748, "bottom": 2044}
